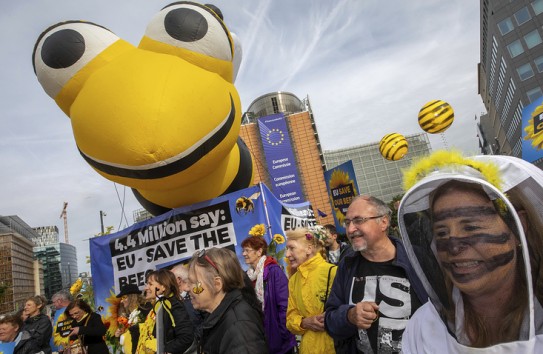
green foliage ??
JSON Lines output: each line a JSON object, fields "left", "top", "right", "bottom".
{"left": 388, "top": 194, "right": 404, "bottom": 238}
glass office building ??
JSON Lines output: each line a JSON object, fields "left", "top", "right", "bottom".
{"left": 323, "top": 133, "right": 432, "bottom": 203}
{"left": 478, "top": 0, "right": 543, "bottom": 168}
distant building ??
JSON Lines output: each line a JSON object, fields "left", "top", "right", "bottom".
{"left": 478, "top": 0, "right": 543, "bottom": 168}
{"left": 323, "top": 133, "right": 432, "bottom": 203}
{"left": 133, "top": 208, "right": 153, "bottom": 224}
{"left": 0, "top": 216, "right": 38, "bottom": 313}
{"left": 33, "top": 226, "right": 78, "bottom": 299}
{"left": 240, "top": 92, "right": 333, "bottom": 224}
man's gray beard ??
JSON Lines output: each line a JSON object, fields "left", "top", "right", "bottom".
{"left": 351, "top": 242, "right": 367, "bottom": 252}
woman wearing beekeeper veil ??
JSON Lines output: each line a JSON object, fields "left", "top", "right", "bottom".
{"left": 398, "top": 151, "right": 543, "bottom": 353}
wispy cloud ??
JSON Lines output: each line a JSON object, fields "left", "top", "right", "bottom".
{"left": 0, "top": 0, "right": 484, "bottom": 274}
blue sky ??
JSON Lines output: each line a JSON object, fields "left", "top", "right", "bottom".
{"left": 0, "top": 0, "right": 485, "bottom": 274}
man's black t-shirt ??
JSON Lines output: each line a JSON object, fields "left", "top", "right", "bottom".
{"left": 350, "top": 257, "right": 422, "bottom": 353}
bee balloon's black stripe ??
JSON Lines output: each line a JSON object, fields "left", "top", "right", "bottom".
{"left": 433, "top": 206, "right": 498, "bottom": 222}
{"left": 441, "top": 249, "right": 515, "bottom": 283}
{"left": 132, "top": 189, "right": 171, "bottom": 216}
{"left": 435, "top": 232, "right": 511, "bottom": 253}
{"left": 132, "top": 138, "right": 252, "bottom": 216}
{"left": 79, "top": 94, "right": 237, "bottom": 179}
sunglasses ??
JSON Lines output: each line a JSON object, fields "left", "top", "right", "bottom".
{"left": 197, "top": 249, "right": 219, "bottom": 272}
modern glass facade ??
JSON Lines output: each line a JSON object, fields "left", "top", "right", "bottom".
{"left": 323, "top": 133, "right": 432, "bottom": 203}
{"left": 479, "top": 0, "right": 543, "bottom": 168}
{"left": 33, "top": 226, "right": 78, "bottom": 299}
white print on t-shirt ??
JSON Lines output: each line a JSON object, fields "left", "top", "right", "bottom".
{"left": 351, "top": 275, "right": 412, "bottom": 353}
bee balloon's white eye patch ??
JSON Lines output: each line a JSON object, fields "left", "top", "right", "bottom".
{"left": 33, "top": 21, "right": 120, "bottom": 99}
{"left": 143, "top": 2, "right": 232, "bottom": 62}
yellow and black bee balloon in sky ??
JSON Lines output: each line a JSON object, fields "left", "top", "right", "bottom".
{"left": 418, "top": 99, "right": 454, "bottom": 134}
{"left": 32, "top": 2, "right": 253, "bottom": 215}
{"left": 379, "top": 133, "right": 408, "bottom": 161}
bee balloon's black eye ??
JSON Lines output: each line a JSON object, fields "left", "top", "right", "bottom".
{"left": 164, "top": 8, "right": 208, "bottom": 42}
{"left": 41, "top": 29, "right": 85, "bottom": 69}
{"left": 142, "top": 2, "right": 232, "bottom": 62}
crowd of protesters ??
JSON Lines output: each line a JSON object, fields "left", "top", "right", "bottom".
{"left": 1, "top": 151, "right": 542, "bottom": 353}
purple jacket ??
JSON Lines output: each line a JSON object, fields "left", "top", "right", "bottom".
{"left": 263, "top": 261, "right": 297, "bottom": 354}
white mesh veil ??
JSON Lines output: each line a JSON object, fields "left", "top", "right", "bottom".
{"left": 398, "top": 154, "right": 543, "bottom": 348}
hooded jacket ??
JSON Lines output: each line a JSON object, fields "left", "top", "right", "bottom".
{"left": 398, "top": 153, "right": 543, "bottom": 353}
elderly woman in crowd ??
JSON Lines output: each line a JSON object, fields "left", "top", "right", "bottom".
{"left": 136, "top": 268, "right": 194, "bottom": 354}
{"left": 66, "top": 299, "right": 109, "bottom": 354}
{"left": 241, "top": 236, "right": 296, "bottom": 354}
{"left": 22, "top": 294, "right": 52, "bottom": 354}
{"left": 188, "top": 247, "right": 267, "bottom": 353}
{"left": 0, "top": 313, "right": 39, "bottom": 354}
{"left": 285, "top": 226, "right": 337, "bottom": 353}
{"left": 398, "top": 151, "right": 543, "bottom": 353}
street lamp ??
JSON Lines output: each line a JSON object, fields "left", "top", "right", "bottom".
{"left": 99, "top": 211, "right": 107, "bottom": 234}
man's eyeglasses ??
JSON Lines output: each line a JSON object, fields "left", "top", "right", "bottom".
{"left": 197, "top": 249, "right": 220, "bottom": 273}
{"left": 343, "top": 215, "right": 384, "bottom": 228}
{"left": 120, "top": 295, "right": 128, "bottom": 301}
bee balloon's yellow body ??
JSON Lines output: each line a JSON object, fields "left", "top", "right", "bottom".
{"left": 418, "top": 99, "right": 454, "bottom": 134}
{"left": 379, "top": 133, "right": 408, "bottom": 161}
{"left": 33, "top": 2, "right": 253, "bottom": 215}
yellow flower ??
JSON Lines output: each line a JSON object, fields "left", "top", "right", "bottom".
{"left": 249, "top": 224, "right": 266, "bottom": 237}
{"left": 70, "top": 278, "right": 83, "bottom": 295}
{"left": 273, "top": 234, "right": 285, "bottom": 244}
{"left": 102, "top": 287, "right": 123, "bottom": 340}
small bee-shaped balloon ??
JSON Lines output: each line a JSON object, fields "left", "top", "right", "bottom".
{"left": 418, "top": 99, "right": 454, "bottom": 134}
{"left": 379, "top": 133, "right": 408, "bottom": 161}
{"left": 235, "top": 192, "right": 260, "bottom": 215}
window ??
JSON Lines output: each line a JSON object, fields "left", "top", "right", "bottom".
{"left": 498, "top": 17, "right": 514, "bottom": 35}
{"left": 535, "top": 55, "right": 543, "bottom": 72}
{"left": 514, "top": 7, "right": 531, "bottom": 26}
{"left": 517, "top": 63, "right": 534, "bottom": 80}
{"left": 532, "top": 0, "right": 543, "bottom": 15}
{"left": 524, "top": 29, "right": 542, "bottom": 49}
{"left": 507, "top": 39, "right": 524, "bottom": 58}
{"left": 527, "top": 87, "right": 543, "bottom": 102}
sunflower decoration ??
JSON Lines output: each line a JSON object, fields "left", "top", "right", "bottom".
{"left": 524, "top": 103, "right": 543, "bottom": 150}
{"left": 328, "top": 169, "right": 358, "bottom": 227}
{"left": 69, "top": 278, "right": 83, "bottom": 296}
{"left": 248, "top": 224, "right": 286, "bottom": 266}
{"left": 249, "top": 224, "right": 266, "bottom": 237}
{"left": 102, "top": 288, "right": 124, "bottom": 353}
{"left": 268, "top": 234, "right": 286, "bottom": 263}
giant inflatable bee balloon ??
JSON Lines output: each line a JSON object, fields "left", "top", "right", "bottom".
{"left": 33, "top": 2, "right": 253, "bottom": 215}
